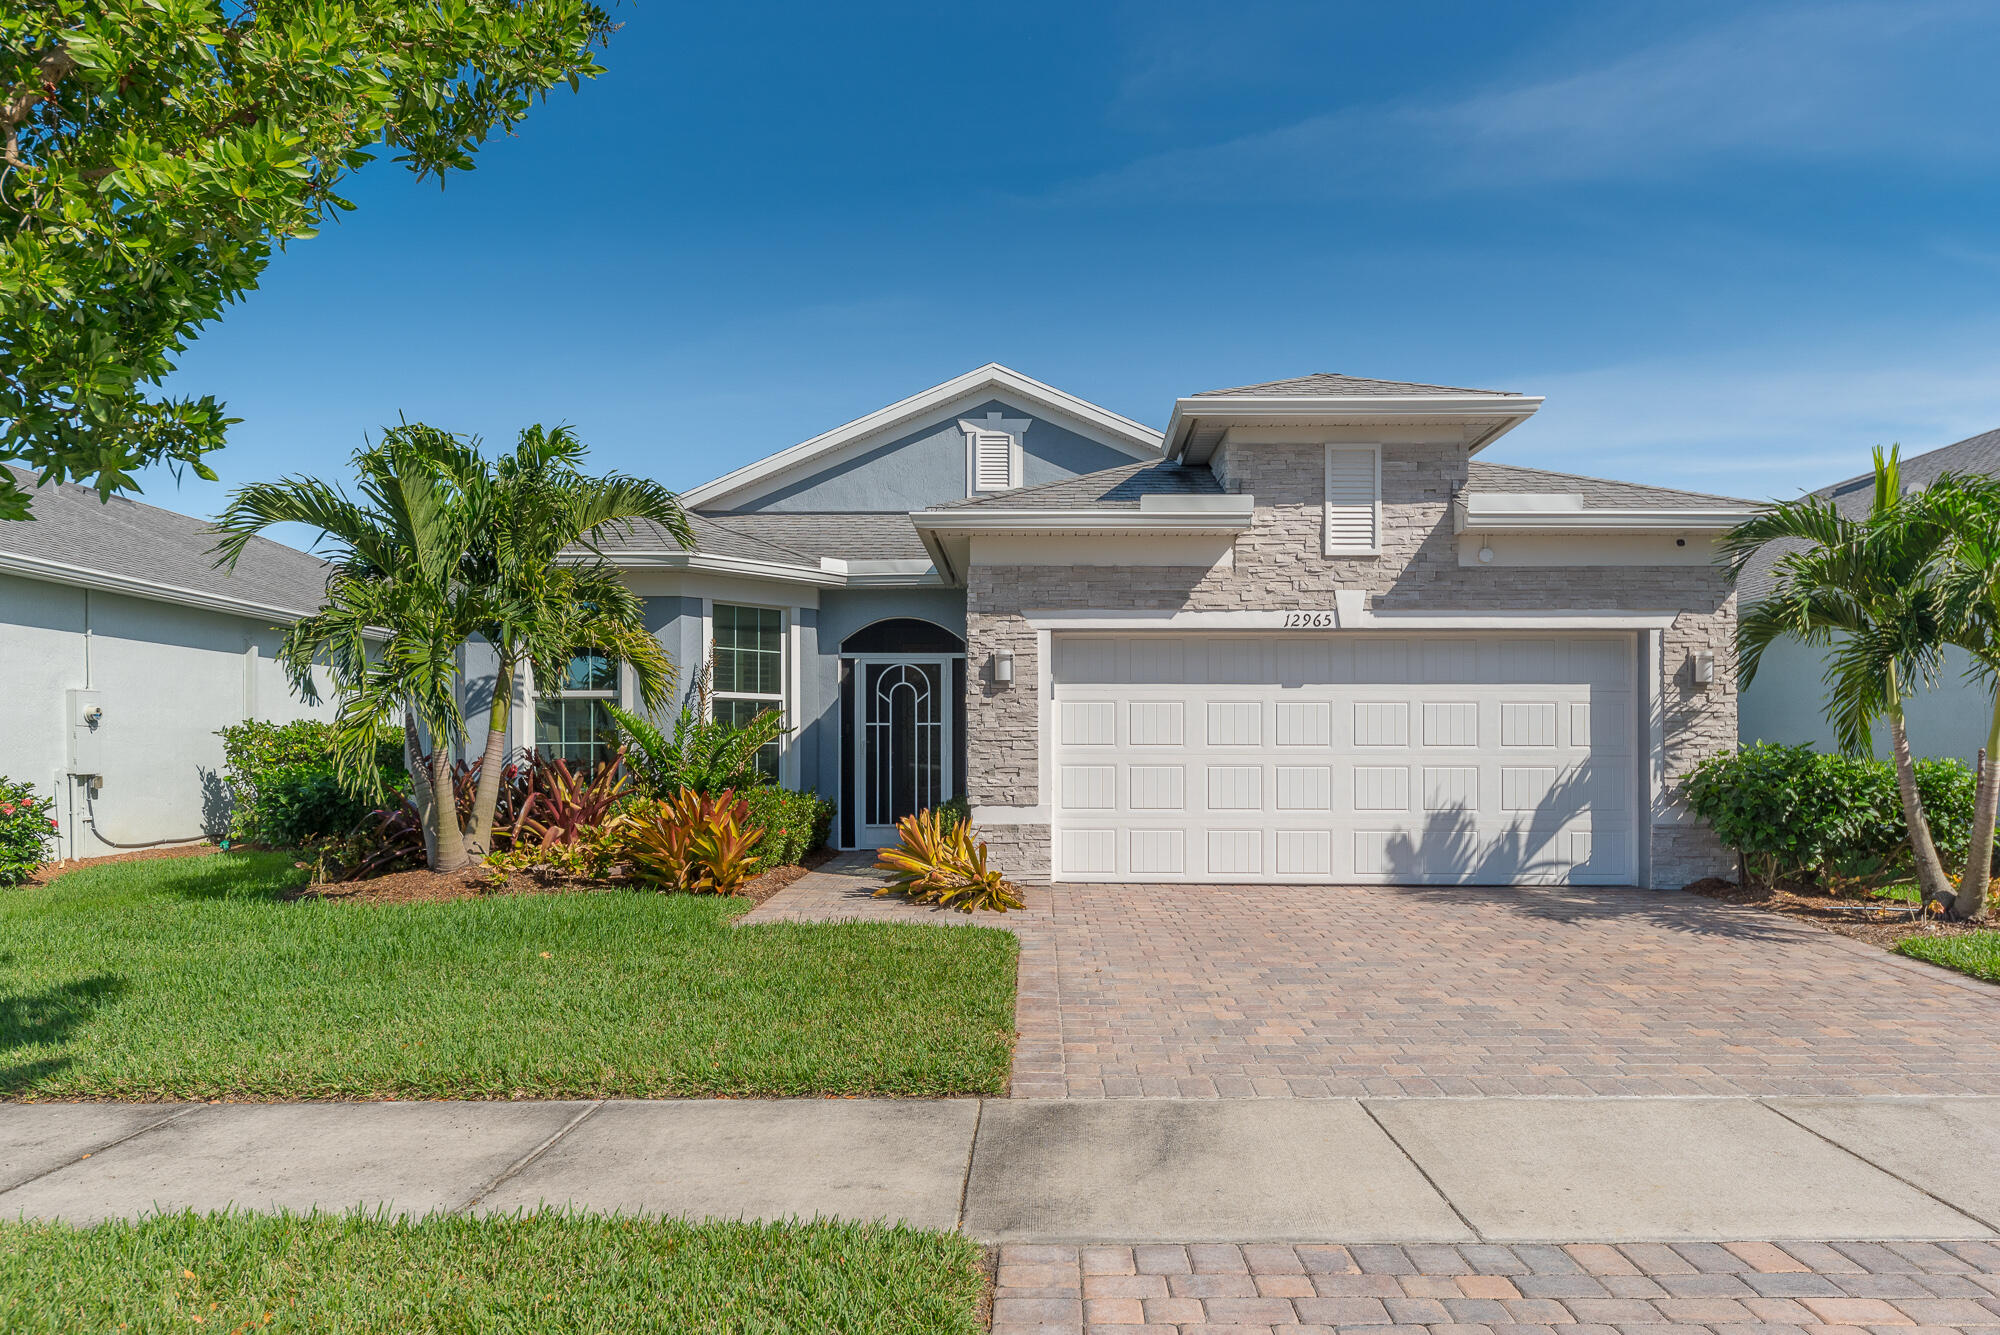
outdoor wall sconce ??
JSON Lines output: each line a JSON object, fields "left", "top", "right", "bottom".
{"left": 993, "top": 649, "right": 1014, "bottom": 685}
{"left": 1691, "top": 649, "right": 1716, "bottom": 686}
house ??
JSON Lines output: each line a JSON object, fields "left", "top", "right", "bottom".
{"left": 476, "top": 364, "right": 1757, "bottom": 888}
{"left": 0, "top": 466, "right": 334, "bottom": 860}
{"left": 1737, "top": 427, "right": 2000, "bottom": 763}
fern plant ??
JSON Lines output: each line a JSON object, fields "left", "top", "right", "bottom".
{"left": 874, "top": 808, "right": 1023, "bottom": 913}
{"left": 609, "top": 666, "right": 788, "bottom": 798}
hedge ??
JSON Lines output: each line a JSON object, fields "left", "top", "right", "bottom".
{"left": 1682, "top": 742, "right": 1985, "bottom": 886}
{"left": 0, "top": 776, "right": 58, "bottom": 884}
{"left": 740, "top": 787, "right": 835, "bottom": 868}
{"left": 218, "top": 720, "right": 403, "bottom": 847}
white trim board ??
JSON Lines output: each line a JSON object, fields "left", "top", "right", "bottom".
{"left": 1018, "top": 608, "right": 1681, "bottom": 632}
{"left": 681, "top": 364, "right": 1164, "bottom": 510}
{"left": 0, "top": 551, "right": 330, "bottom": 629}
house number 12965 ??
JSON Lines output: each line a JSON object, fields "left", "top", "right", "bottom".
{"left": 1282, "top": 611, "right": 1338, "bottom": 628}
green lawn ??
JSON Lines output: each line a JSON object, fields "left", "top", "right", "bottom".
{"left": 1897, "top": 929, "right": 2000, "bottom": 983}
{"left": 0, "top": 852, "right": 1017, "bottom": 1100}
{"left": 0, "top": 1212, "right": 986, "bottom": 1334}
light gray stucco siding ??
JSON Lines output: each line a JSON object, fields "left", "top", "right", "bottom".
{"left": 725, "top": 401, "right": 1139, "bottom": 512}
{"left": 1740, "top": 636, "right": 1987, "bottom": 764}
{"left": 0, "top": 572, "right": 330, "bottom": 859}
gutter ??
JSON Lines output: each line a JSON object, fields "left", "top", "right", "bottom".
{"left": 1163, "top": 393, "right": 1544, "bottom": 461}
{"left": 1459, "top": 507, "right": 1758, "bottom": 533}
{"left": 0, "top": 551, "right": 322, "bottom": 626}
{"left": 909, "top": 497, "right": 1256, "bottom": 583}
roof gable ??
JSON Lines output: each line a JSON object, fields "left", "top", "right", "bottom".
{"left": 679, "top": 364, "right": 1163, "bottom": 510}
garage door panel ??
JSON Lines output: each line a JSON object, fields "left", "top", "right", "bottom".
{"left": 1050, "top": 632, "right": 1639, "bottom": 885}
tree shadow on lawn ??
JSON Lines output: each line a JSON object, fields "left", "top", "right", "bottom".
{"left": 134, "top": 850, "right": 312, "bottom": 905}
{"left": 0, "top": 957, "right": 127, "bottom": 1093}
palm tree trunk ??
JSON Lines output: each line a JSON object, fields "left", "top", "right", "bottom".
{"left": 403, "top": 712, "right": 440, "bottom": 871}
{"left": 1890, "top": 703, "right": 1956, "bottom": 913}
{"left": 1956, "top": 693, "right": 2000, "bottom": 920}
{"left": 466, "top": 655, "right": 515, "bottom": 857}
{"left": 430, "top": 744, "right": 470, "bottom": 872}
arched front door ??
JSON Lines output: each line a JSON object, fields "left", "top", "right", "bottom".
{"left": 841, "top": 618, "right": 964, "bottom": 848}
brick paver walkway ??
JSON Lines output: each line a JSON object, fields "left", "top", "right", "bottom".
{"left": 991, "top": 1238, "right": 2000, "bottom": 1335}
{"left": 744, "top": 862, "right": 2000, "bottom": 1098}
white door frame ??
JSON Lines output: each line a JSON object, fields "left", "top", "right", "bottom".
{"left": 847, "top": 653, "right": 959, "bottom": 848}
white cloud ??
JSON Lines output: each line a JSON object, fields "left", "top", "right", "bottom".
{"left": 1066, "top": 1, "right": 1997, "bottom": 203}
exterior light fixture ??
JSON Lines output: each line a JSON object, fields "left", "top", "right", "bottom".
{"left": 994, "top": 650, "right": 1014, "bottom": 685}
{"left": 1477, "top": 546, "right": 1494, "bottom": 563}
{"left": 1691, "top": 649, "right": 1716, "bottom": 686}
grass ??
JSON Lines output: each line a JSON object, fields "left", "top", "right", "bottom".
{"left": 0, "top": 1211, "right": 987, "bottom": 1334}
{"left": 1897, "top": 929, "right": 2000, "bottom": 983}
{"left": 0, "top": 851, "right": 1017, "bottom": 1100}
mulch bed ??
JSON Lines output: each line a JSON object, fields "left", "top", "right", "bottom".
{"left": 28, "top": 843, "right": 219, "bottom": 885}
{"left": 290, "top": 845, "right": 843, "bottom": 908}
{"left": 1684, "top": 876, "right": 1993, "bottom": 950}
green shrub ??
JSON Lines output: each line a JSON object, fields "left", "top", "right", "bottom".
{"left": 937, "top": 795, "right": 970, "bottom": 836}
{"left": 741, "top": 787, "right": 834, "bottom": 867}
{"left": 218, "top": 720, "right": 402, "bottom": 846}
{"left": 0, "top": 777, "right": 59, "bottom": 884}
{"left": 1682, "top": 742, "right": 1988, "bottom": 885}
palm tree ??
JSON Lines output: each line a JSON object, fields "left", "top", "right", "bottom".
{"left": 451, "top": 425, "right": 690, "bottom": 853}
{"left": 1720, "top": 447, "right": 1960, "bottom": 913}
{"left": 1908, "top": 472, "right": 2000, "bottom": 919}
{"left": 212, "top": 425, "right": 488, "bottom": 871}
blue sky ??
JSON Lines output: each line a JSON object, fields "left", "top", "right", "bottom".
{"left": 139, "top": 0, "right": 2000, "bottom": 537}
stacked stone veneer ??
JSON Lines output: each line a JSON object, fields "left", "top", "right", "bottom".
{"left": 967, "top": 439, "right": 1737, "bottom": 888}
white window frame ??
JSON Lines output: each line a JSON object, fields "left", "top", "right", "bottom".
{"left": 1323, "top": 443, "right": 1383, "bottom": 557}
{"left": 529, "top": 649, "right": 624, "bottom": 769}
{"left": 704, "top": 599, "right": 791, "bottom": 783}
{"left": 960, "top": 412, "right": 1031, "bottom": 495}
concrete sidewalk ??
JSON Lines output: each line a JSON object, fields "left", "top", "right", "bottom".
{"left": 5, "top": 1096, "right": 1998, "bottom": 1243}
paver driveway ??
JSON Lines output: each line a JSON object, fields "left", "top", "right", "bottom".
{"left": 743, "top": 859, "right": 2000, "bottom": 1098}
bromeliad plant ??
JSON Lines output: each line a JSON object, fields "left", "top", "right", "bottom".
{"left": 874, "top": 809, "right": 1023, "bottom": 914}
{"left": 621, "top": 790, "right": 765, "bottom": 895}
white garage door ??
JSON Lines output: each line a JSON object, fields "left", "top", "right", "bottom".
{"left": 1050, "top": 632, "right": 1638, "bottom": 884}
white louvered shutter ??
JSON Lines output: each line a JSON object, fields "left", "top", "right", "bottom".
{"left": 973, "top": 431, "right": 1014, "bottom": 492}
{"left": 1324, "top": 446, "right": 1379, "bottom": 554}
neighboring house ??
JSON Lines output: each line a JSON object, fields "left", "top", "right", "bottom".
{"left": 0, "top": 466, "right": 334, "bottom": 860}
{"left": 475, "top": 364, "right": 1756, "bottom": 888}
{"left": 1737, "top": 427, "right": 2000, "bottom": 764}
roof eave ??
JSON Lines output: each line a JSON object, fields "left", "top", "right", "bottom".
{"left": 1460, "top": 508, "right": 1759, "bottom": 533}
{"left": 0, "top": 550, "right": 328, "bottom": 627}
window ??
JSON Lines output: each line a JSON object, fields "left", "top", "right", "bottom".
{"left": 1324, "top": 444, "right": 1382, "bottom": 556}
{"left": 960, "top": 412, "right": 1030, "bottom": 494}
{"left": 535, "top": 649, "right": 618, "bottom": 770}
{"left": 712, "top": 603, "right": 785, "bottom": 776}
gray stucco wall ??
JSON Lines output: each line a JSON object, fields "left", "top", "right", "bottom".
{"left": 0, "top": 572, "right": 331, "bottom": 859}
{"left": 722, "top": 401, "right": 1138, "bottom": 512}
{"left": 1740, "top": 637, "right": 1989, "bottom": 763}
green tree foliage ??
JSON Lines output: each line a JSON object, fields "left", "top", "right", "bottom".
{"left": 1, "top": 0, "right": 615, "bottom": 519}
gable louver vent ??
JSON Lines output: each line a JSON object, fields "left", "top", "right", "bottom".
{"left": 1324, "top": 445, "right": 1381, "bottom": 555}
{"left": 973, "top": 431, "right": 1014, "bottom": 492}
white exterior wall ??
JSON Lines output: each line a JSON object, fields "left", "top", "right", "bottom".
{"left": 0, "top": 573, "right": 331, "bottom": 860}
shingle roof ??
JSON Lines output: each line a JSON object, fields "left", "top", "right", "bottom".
{"left": 1465, "top": 461, "right": 1755, "bottom": 510}
{"left": 576, "top": 512, "right": 818, "bottom": 566}
{"left": 929, "top": 460, "right": 1227, "bottom": 512}
{"left": 1735, "top": 426, "right": 2000, "bottom": 601}
{"left": 1, "top": 466, "right": 331, "bottom": 618}
{"left": 696, "top": 511, "right": 932, "bottom": 562}
{"left": 1194, "top": 372, "right": 1521, "bottom": 398}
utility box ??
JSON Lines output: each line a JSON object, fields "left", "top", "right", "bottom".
{"left": 66, "top": 689, "right": 104, "bottom": 779}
